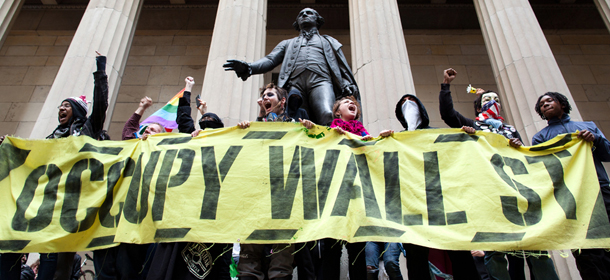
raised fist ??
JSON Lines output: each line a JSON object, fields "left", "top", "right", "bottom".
{"left": 443, "top": 68, "right": 457, "bottom": 84}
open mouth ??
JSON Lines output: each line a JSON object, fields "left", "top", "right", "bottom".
{"left": 348, "top": 104, "right": 356, "bottom": 113}
{"left": 58, "top": 112, "right": 68, "bottom": 122}
{"left": 264, "top": 101, "right": 272, "bottom": 111}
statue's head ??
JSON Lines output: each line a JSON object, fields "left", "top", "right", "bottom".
{"left": 293, "top": 8, "right": 325, "bottom": 31}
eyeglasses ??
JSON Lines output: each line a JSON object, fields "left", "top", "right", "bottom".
{"left": 57, "top": 104, "right": 71, "bottom": 109}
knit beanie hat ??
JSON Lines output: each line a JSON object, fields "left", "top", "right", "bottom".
{"left": 64, "top": 95, "right": 89, "bottom": 114}
{"left": 63, "top": 95, "right": 89, "bottom": 122}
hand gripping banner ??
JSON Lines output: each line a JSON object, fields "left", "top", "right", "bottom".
{"left": 0, "top": 123, "right": 609, "bottom": 253}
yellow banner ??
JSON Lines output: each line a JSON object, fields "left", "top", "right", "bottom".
{"left": 1, "top": 123, "right": 609, "bottom": 253}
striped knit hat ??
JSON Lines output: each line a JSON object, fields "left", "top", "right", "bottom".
{"left": 63, "top": 95, "right": 89, "bottom": 114}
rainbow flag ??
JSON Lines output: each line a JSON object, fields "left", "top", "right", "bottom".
{"left": 139, "top": 88, "right": 184, "bottom": 135}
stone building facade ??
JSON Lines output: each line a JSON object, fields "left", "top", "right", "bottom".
{"left": 1, "top": 0, "right": 610, "bottom": 278}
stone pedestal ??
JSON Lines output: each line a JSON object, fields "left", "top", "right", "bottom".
{"left": 29, "top": 0, "right": 144, "bottom": 139}
{"left": 200, "top": 0, "right": 267, "bottom": 126}
{"left": 594, "top": 0, "right": 610, "bottom": 34}
{"left": 0, "top": 0, "right": 24, "bottom": 48}
{"left": 473, "top": 0, "right": 582, "bottom": 144}
{"left": 348, "top": 0, "right": 416, "bottom": 135}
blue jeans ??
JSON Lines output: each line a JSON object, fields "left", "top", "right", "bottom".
{"left": 484, "top": 251, "right": 559, "bottom": 280}
{"left": 365, "top": 242, "right": 403, "bottom": 280}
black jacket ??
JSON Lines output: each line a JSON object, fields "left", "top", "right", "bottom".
{"left": 47, "top": 56, "right": 108, "bottom": 139}
{"left": 20, "top": 264, "right": 35, "bottom": 280}
{"left": 395, "top": 94, "right": 430, "bottom": 131}
{"left": 177, "top": 91, "right": 224, "bottom": 133}
{"left": 177, "top": 90, "right": 197, "bottom": 133}
{"left": 439, "top": 83, "right": 521, "bottom": 141}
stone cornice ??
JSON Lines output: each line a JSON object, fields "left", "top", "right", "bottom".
{"left": 19, "top": 3, "right": 597, "bottom": 10}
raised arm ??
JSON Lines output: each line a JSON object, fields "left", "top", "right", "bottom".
{"left": 439, "top": 68, "right": 475, "bottom": 128}
{"left": 89, "top": 52, "right": 109, "bottom": 136}
{"left": 177, "top": 76, "right": 196, "bottom": 134}
{"left": 122, "top": 97, "right": 152, "bottom": 140}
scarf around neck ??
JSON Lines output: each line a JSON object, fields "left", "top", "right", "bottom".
{"left": 330, "top": 119, "right": 369, "bottom": 137}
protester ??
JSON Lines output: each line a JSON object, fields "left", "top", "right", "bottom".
{"left": 144, "top": 76, "right": 231, "bottom": 280}
{"left": 121, "top": 96, "right": 165, "bottom": 140}
{"left": 47, "top": 52, "right": 108, "bottom": 140}
{"left": 93, "top": 95, "right": 163, "bottom": 280}
{"left": 392, "top": 92, "right": 479, "bottom": 279}
{"left": 439, "top": 68, "right": 521, "bottom": 145}
{"left": 331, "top": 95, "right": 392, "bottom": 139}
{"left": 71, "top": 254, "right": 81, "bottom": 280}
{"left": 176, "top": 76, "right": 224, "bottom": 135}
{"left": 1, "top": 253, "right": 22, "bottom": 280}
{"left": 20, "top": 254, "right": 35, "bottom": 280}
{"left": 236, "top": 83, "right": 314, "bottom": 280}
{"left": 533, "top": 92, "right": 610, "bottom": 280}
{"left": 394, "top": 94, "right": 430, "bottom": 132}
{"left": 39, "top": 51, "right": 110, "bottom": 280}
{"left": 471, "top": 250, "right": 492, "bottom": 280}
{"left": 365, "top": 242, "right": 403, "bottom": 280}
{"left": 30, "top": 259, "right": 40, "bottom": 278}
{"left": 440, "top": 68, "right": 559, "bottom": 280}
{"left": 307, "top": 96, "right": 392, "bottom": 280}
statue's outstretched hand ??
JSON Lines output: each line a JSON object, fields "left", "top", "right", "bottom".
{"left": 223, "top": 59, "right": 251, "bottom": 81}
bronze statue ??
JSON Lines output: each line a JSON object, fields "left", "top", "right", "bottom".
{"left": 223, "top": 8, "right": 359, "bottom": 125}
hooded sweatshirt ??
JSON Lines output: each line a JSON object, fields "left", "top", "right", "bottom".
{"left": 394, "top": 94, "right": 430, "bottom": 131}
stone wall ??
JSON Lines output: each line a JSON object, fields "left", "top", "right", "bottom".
{"left": 548, "top": 29, "right": 610, "bottom": 134}
{"left": 107, "top": 30, "right": 211, "bottom": 140}
{"left": 405, "top": 29, "right": 498, "bottom": 129}
{"left": 0, "top": 30, "right": 71, "bottom": 138}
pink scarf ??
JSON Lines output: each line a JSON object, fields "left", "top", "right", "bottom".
{"left": 331, "top": 119, "right": 369, "bottom": 137}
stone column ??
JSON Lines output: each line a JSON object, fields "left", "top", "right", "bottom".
{"left": 550, "top": 250, "right": 583, "bottom": 280}
{"left": 473, "top": 0, "right": 582, "bottom": 145}
{"left": 200, "top": 0, "right": 267, "bottom": 126}
{"left": 0, "top": 0, "right": 24, "bottom": 48}
{"left": 29, "top": 0, "right": 144, "bottom": 139}
{"left": 348, "top": 0, "right": 416, "bottom": 135}
{"left": 594, "top": 0, "right": 610, "bottom": 34}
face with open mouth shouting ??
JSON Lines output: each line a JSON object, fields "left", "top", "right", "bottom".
{"left": 336, "top": 98, "right": 358, "bottom": 121}
{"left": 57, "top": 101, "right": 73, "bottom": 125}
{"left": 261, "top": 88, "right": 285, "bottom": 115}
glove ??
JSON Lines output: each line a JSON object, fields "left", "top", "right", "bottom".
{"left": 223, "top": 59, "right": 252, "bottom": 81}
{"left": 96, "top": 56, "right": 107, "bottom": 72}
